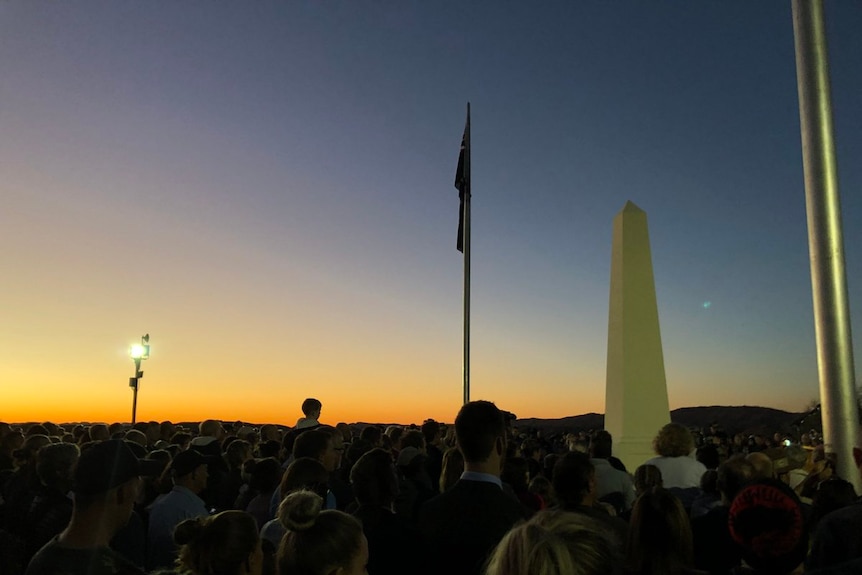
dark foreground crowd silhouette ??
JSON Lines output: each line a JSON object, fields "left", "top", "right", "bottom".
{"left": 2, "top": 398, "right": 862, "bottom": 575}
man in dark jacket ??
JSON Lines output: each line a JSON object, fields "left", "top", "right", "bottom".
{"left": 418, "top": 401, "right": 524, "bottom": 575}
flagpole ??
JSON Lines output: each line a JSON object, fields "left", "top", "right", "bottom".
{"left": 792, "top": 0, "right": 860, "bottom": 493}
{"left": 462, "top": 103, "right": 471, "bottom": 405}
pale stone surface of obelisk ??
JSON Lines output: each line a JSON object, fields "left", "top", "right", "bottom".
{"left": 605, "top": 201, "right": 671, "bottom": 472}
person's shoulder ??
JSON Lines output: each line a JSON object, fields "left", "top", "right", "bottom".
{"left": 24, "top": 537, "right": 63, "bottom": 575}
{"left": 419, "top": 481, "right": 474, "bottom": 514}
{"left": 420, "top": 485, "right": 452, "bottom": 509}
{"left": 148, "top": 490, "right": 179, "bottom": 514}
{"left": 608, "top": 455, "right": 627, "bottom": 473}
{"left": 260, "top": 518, "right": 285, "bottom": 546}
{"left": 152, "top": 487, "right": 182, "bottom": 504}
{"left": 294, "top": 418, "right": 320, "bottom": 430}
{"left": 699, "top": 503, "right": 728, "bottom": 519}
{"left": 816, "top": 500, "right": 862, "bottom": 529}
{"left": 608, "top": 463, "right": 631, "bottom": 478}
{"left": 563, "top": 506, "right": 626, "bottom": 542}
{"left": 99, "top": 547, "right": 149, "bottom": 575}
{"left": 691, "top": 503, "right": 728, "bottom": 533}
{"left": 807, "top": 556, "right": 862, "bottom": 575}
{"left": 372, "top": 508, "right": 422, "bottom": 537}
{"left": 417, "top": 489, "right": 446, "bottom": 528}
{"left": 26, "top": 540, "right": 146, "bottom": 575}
{"left": 259, "top": 520, "right": 276, "bottom": 539}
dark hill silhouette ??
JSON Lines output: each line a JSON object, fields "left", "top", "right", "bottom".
{"left": 185, "top": 406, "right": 811, "bottom": 437}
{"left": 16, "top": 406, "right": 814, "bottom": 437}
{"left": 515, "top": 406, "right": 809, "bottom": 437}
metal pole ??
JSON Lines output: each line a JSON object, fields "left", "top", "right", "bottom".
{"left": 791, "top": 0, "right": 860, "bottom": 492}
{"left": 131, "top": 357, "right": 141, "bottom": 424}
{"left": 463, "top": 103, "right": 471, "bottom": 405}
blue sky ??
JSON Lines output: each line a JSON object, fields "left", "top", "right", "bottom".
{"left": 1, "top": 1, "right": 860, "bottom": 423}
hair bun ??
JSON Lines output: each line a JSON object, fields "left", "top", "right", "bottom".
{"left": 173, "top": 516, "right": 206, "bottom": 545}
{"left": 278, "top": 490, "right": 323, "bottom": 531}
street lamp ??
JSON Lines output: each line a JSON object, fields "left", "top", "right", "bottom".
{"left": 129, "top": 334, "right": 150, "bottom": 424}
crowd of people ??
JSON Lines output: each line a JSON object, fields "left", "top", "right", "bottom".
{"left": 1, "top": 398, "right": 861, "bottom": 575}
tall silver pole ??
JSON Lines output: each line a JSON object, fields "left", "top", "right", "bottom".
{"left": 463, "top": 103, "right": 472, "bottom": 405}
{"left": 792, "top": 0, "right": 860, "bottom": 492}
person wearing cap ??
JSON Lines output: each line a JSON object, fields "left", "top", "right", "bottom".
{"left": 145, "top": 449, "right": 212, "bottom": 571}
{"left": 23, "top": 443, "right": 80, "bottom": 564}
{"left": 25, "top": 439, "right": 157, "bottom": 575}
{"left": 727, "top": 479, "right": 809, "bottom": 574}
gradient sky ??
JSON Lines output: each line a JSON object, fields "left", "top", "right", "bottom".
{"left": 2, "top": 2, "right": 860, "bottom": 426}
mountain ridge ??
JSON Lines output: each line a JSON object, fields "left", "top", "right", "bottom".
{"left": 514, "top": 405, "right": 809, "bottom": 436}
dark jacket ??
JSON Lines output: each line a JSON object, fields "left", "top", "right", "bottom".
{"left": 418, "top": 479, "right": 525, "bottom": 575}
{"left": 353, "top": 505, "right": 423, "bottom": 575}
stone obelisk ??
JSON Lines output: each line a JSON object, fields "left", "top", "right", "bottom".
{"left": 605, "top": 201, "right": 670, "bottom": 471}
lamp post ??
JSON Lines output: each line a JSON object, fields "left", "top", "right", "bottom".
{"left": 129, "top": 334, "right": 150, "bottom": 424}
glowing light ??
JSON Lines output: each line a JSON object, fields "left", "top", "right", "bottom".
{"left": 130, "top": 344, "right": 149, "bottom": 359}
{"left": 702, "top": 301, "right": 712, "bottom": 309}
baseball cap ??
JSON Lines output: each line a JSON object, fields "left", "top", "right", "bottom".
{"left": 728, "top": 479, "right": 808, "bottom": 574}
{"left": 171, "top": 449, "right": 219, "bottom": 477}
{"left": 74, "top": 439, "right": 163, "bottom": 496}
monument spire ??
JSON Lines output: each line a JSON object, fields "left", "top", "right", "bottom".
{"left": 604, "top": 201, "right": 671, "bottom": 471}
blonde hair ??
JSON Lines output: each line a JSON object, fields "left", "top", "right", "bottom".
{"left": 485, "top": 510, "right": 617, "bottom": 575}
{"left": 440, "top": 447, "right": 464, "bottom": 492}
{"left": 277, "top": 491, "right": 364, "bottom": 575}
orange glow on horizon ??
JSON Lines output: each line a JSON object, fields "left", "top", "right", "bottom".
{"left": 4, "top": 391, "right": 605, "bottom": 427}
{"left": 3, "top": 366, "right": 607, "bottom": 427}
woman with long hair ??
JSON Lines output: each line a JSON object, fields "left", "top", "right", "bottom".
{"left": 625, "top": 488, "right": 702, "bottom": 575}
{"left": 349, "top": 448, "right": 422, "bottom": 575}
{"left": 439, "top": 447, "right": 464, "bottom": 493}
